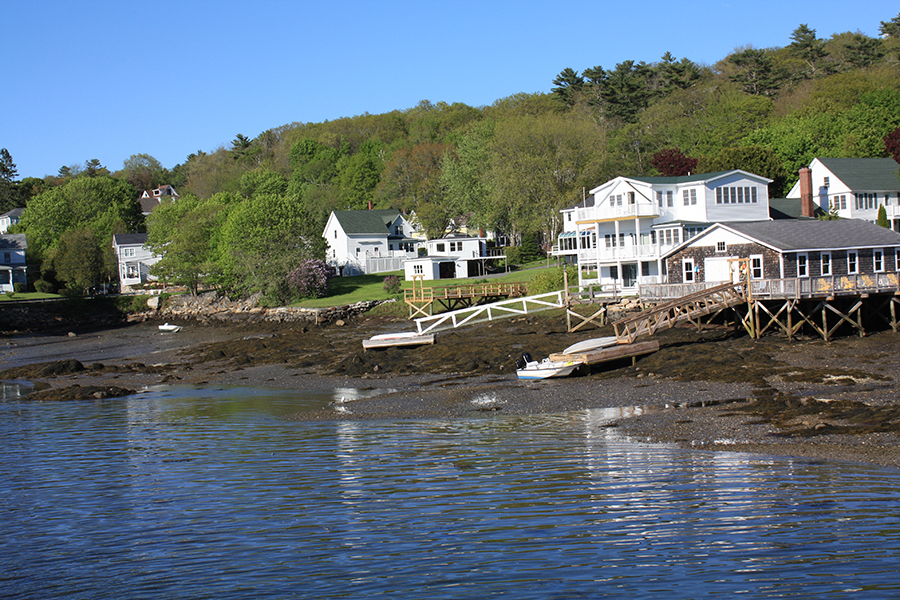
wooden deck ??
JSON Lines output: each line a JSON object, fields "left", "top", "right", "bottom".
{"left": 548, "top": 339, "right": 659, "bottom": 367}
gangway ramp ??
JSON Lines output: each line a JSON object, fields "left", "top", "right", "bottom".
{"left": 613, "top": 281, "right": 749, "bottom": 344}
{"left": 413, "top": 290, "right": 566, "bottom": 335}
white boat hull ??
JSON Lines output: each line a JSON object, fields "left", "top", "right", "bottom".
{"left": 516, "top": 359, "right": 581, "bottom": 380}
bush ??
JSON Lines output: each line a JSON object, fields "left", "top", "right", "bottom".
{"left": 34, "top": 279, "right": 55, "bottom": 294}
{"left": 286, "top": 259, "right": 336, "bottom": 300}
{"left": 14, "top": 283, "right": 26, "bottom": 294}
{"left": 529, "top": 265, "right": 578, "bottom": 294}
{"left": 383, "top": 275, "right": 401, "bottom": 295}
{"left": 505, "top": 246, "right": 522, "bottom": 266}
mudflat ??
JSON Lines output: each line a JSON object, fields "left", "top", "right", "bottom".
{"left": 3, "top": 313, "right": 900, "bottom": 467}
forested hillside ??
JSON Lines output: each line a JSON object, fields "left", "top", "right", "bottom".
{"left": 4, "top": 14, "right": 900, "bottom": 302}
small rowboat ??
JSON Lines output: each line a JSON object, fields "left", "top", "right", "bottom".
{"left": 515, "top": 353, "right": 582, "bottom": 380}
{"left": 158, "top": 323, "right": 182, "bottom": 333}
{"left": 362, "top": 331, "right": 435, "bottom": 349}
{"left": 562, "top": 336, "right": 618, "bottom": 354}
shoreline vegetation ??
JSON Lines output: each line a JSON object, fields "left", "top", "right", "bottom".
{"left": 3, "top": 302, "right": 900, "bottom": 468}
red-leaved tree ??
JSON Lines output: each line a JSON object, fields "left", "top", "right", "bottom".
{"left": 650, "top": 148, "right": 699, "bottom": 177}
{"left": 884, "top": 128, "right": 900, "bottom": 164}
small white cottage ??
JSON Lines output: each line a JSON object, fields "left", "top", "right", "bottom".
{"left": 403, "top": 236, "right": 505, "bottom": 281}
{"left": 112, "top": 233, "right": 160, "bottom": 290}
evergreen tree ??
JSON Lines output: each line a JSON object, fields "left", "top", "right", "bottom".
{"left": 0, "top": 148, "right": 20, "bottom": 212}
{"left": 877, "top": 205, "right": 890, "bottom": 228}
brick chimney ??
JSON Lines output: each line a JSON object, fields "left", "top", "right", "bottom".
{"left": 799, "top": 167, "right": 815, "bottom": 218}
{"left": 368, "top": 199, "right": 373, "bottom": 210}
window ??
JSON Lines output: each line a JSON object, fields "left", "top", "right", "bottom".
{"left": 682, "top": 189, "right": 697, "bottom": 206}
{"left": 716, "top": 186, "right": 758, "bottom": 204}
{"left": 413, "top": 264, "right": 423, "bottom": 275}
{"left": 896, "top": 249, "right": 900, "bottom": 271}
{"left": 683, "top": 258, "right": 695, "bottom": 282}
{"left": 831, "top": 196, "right": 847, "bottom": 211}
{"left": 126, "top": 265, "right": 139, "bottom": 278}
{"left": 716, "top": 241, "right": 726, "bottom": 252}
{"left": 627, "top": 191, "right": 635, "bottom": 205}
{"left": 821, "top": 252, "right": 831, "bottom": 276}
{"left": 848, "top": 251, "right": 858, "bottom": 274}
{"left": 2, "top": 252, "right": 9, "bottom": 263}
{"left": 750, "top": 255, "right": 763, "bottom": 279}
{"left": 797, "top": 253, "right": 808, "bottom": 277}
{"left": 122, "top": 247, "right": 135, "bottom": 258}
{"left": 855, "top": 193, "right": 876, "bottom": 210}
{"left": 436, "top": 243, "right": 445, "bottom": 252}
{"left": 605, "top": 234, "right": 615, "bottom": 248}
{"left": 609, "top": 266, "right": 618, "bottom": 279}
{"left": 656, "top": 191, "right": 663, "bottom": 207}
{"left": 641, "top": 262, "right": 651, "bottom": 277}
{"left": 824, "top": 177, "right": 830, "bottom": 187}
{"left": 449, "top": 241, "right": 462, "bottom": 252}
{"left": 874, "top": 249, "right": 884, "bottom": 272}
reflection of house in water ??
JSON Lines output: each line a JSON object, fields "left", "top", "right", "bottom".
{"left": 403, "top": 236, "right": 506, "bottom": 281}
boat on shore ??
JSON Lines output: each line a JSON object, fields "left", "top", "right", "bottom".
{"left": 158, "top": 323, "right": 182, "bottom": 333}
{"left": 515, "top": 353, "right": 582, "bottom": 380}
{"left": 562, "top": 336, "right": 618, "bottom": 354}
{"left": 362, "top": 331, "right": 435, "bottom": 349}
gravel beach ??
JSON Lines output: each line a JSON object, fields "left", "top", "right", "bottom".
{"left": 3, "top": 312, "right": 900, "bottom": 468}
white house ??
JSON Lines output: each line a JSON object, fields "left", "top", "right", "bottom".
{"left": 403, "top": 236, "right": 505, "bottom": 281}
{"left": 323, "top": 209, "right": 418, "bottom": 276}
{"left": 551, "top": 170, "right": 773, "bottom": 289}
{"left": 0, "top": 234, "right": 27, "bottom": 293}
{"left": 0, "top": 208, "right": 24, "bottom": 234}
{"left": 785, "top": 158, "right": 900, "bottom": 230}
{"left": 139, "top": 184, "right": 179, "bottom": 216}
{"left": 112, "top": 233, "right": 160, "bottom": 290}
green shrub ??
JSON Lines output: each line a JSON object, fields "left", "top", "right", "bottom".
{"left": 34, "top": 279, "right": 55, "bottom": 294}
{"left": 505, "top": 246, "right": 522, "bottom": 265}
{"left": 383, "top": 275, "right": 401, "bottom": 295}
{"left": 14, "top": 283, "right": 26, "bottom": 293}
{"left": 528, "top": 265, "right": 578, "bottom": 294}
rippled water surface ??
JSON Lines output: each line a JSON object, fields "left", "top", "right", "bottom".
{"left": 2, "top": 385, "right": 900, "bottom": 599}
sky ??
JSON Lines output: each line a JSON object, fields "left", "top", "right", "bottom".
{"left": 2, "top": 0, "right": 896, "bottom": 179}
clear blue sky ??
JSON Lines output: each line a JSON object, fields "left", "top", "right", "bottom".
{"left": 2, "top": 0, "right": 895, "bottom": 179}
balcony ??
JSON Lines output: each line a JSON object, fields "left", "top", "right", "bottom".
{"left": 576, "top": 241, "right": 678, "bottom": 263}
{"left": 575, "top": 202, "right": 659, "bottom": 223}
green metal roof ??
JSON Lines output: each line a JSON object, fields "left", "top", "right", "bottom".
{"left": 819, "top": 158, "right": 900, "bottom": 191}
{"left": 333, "top": 209, "right": 402, "bottom": 235}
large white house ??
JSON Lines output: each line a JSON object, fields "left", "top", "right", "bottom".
{"left": 551, "top": 170, "right": 773, "bottom": 289}
{"left": 112, "top": 233, "right": 160, "bottom": 290}
{"left": 785, "top": 158, "right": 900, "bottom": 230}
{"left": 0, "top": 234, "right": 27, "bottom": 293}
{"left": 323, "top": 209, "right": 419, "bottom": 276}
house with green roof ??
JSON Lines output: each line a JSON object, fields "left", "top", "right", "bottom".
{"left": 785, "top": 158, "right": 900, "bottom": 228}
{"left": 323, "top": 209, "right": 419, "bottom": 276}
{"left": 550, "top": 169, "right": 773, "bottom": 289}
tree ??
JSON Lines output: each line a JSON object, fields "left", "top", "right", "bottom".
{"left": 885, "top": 128, "right": 900, "bottom": 163}
{"left": 583, "top": 60, "right": 653, "bottom": 123}
{"left": 82, "top": 159, "right": 109, "bottom": 178}
{"left": 148, "top": 193, "right": 235, "bottom": 295}
{"left": 375, "top": 143, "right": 452, "bottom": 237}
{"left": 218, "top": 193, "right": 326, "bottom": 302}
{"left": 877, "top": 205, "right": 890, "bottom": 228}
{"left": 844, "top": 34, "right": 884, "bottom": 69}
{"left": 0, "top": 148, "right": 20, "bottom": 213}
{"left": 48, "top": 227, "right": 106, "bottom": 294}
{"left": 120, "top": 154, "right": 167, "bottom": 191}
{"left": 789, "top": 24, "right": 827, "bottom": 77}
{"left": 551, "top": 68, "right": 584, "bottom": 107}
{"left": 650, "top": 148, "right": 699, "bottom": 176}
{"left": 441, "top": 120, "right": 495, "bottom": 232}
{"left": 881, "top": 13, "right": 900, "bottom": 38}
{"left": 727, "top": 48, "right": 785, "bottom": 96}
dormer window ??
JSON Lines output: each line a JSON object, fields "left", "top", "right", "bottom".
{"left": 154, "top": 189, "right": 161, "bottom": 196}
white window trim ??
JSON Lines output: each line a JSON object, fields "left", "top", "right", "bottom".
{"left": 749, "top": 254, "right": 764, "bottom": 279}
{"left": 821, "top": 252, "right": 832, "bottom": 277}
{"left": 683, "top": 258, "right": 695, "bottom": 283}
{"left": 848, "top": 251, "right": 858, "bottom": 274}
{"left": 797, "top": 253, "right": 808, "bottom": 278}
{"left": 874, "top": 249, "right": 884, "bottom": 272}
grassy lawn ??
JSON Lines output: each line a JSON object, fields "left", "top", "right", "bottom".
{"left": 297, "top": 263, "right": 559, "bottom": 309}
{"left": 0, "top": 292, "right": 61, "bottom": 301}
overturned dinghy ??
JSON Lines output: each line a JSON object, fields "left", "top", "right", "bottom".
{"left": 158, "top": 323, "right": 182, "bottom": 333}
{"left": 362, "top": 331, "right": 435, "bottom": 350}
{"left": 515, "top": 352, "right": 582, "bottom": 380}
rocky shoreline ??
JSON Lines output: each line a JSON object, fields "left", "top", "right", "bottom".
{"left": 2, "top": 305, "right": 900, "bottom": 468}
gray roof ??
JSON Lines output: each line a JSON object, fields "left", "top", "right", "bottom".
{"left": 724, "top": 219, "right": 900, "bottom": 252}
{"left": 333, "top": 209, "right": 402, "bottom": 235}
{"left": 630, "top": 170, "right": 735, "bottom": 185}
{"left": 0, "top": 234, "right": 27, "bottom": 249}
{"left": 767, "top": 197, "right": 824, "bottom": 220}
{"left": 1, "top": 208, "right": 24, "bottom": 219}
{"left": 113, "top": 233, "right": 149, "bottom": 246}
{"left": 819, "top": 158, "right": 900, "bottom": 192}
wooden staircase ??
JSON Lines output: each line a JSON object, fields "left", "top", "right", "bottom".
{"left": 613, "top": 281, "right": 749, "bottom": 344}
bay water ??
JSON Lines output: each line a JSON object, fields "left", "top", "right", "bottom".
{"left": 2, "top": 385, "right": 899, "bottom": 598}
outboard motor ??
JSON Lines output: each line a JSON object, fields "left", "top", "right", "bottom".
{"left": 515, "top": 356, "right": 526, "bottom": 370}
{"left": 521, "top": 352, "right": 533, "bottom": 364}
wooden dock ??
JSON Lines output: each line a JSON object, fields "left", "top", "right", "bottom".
{"left": 405, "top": 280, "right": 528, "bottom": 318}
{"left": 549, "top": 339, "right": 660, "bottom": 367}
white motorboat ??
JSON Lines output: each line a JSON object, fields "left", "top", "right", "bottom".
{"left": 158, "top": 323, "right": 182, "bottom": 333}
{"left": 515, "top": 353, "right": 582, "bottom": 380}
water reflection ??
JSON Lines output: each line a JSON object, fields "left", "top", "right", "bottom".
{"left": 1, "top": 386, "right": 899, "bottom": 599}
